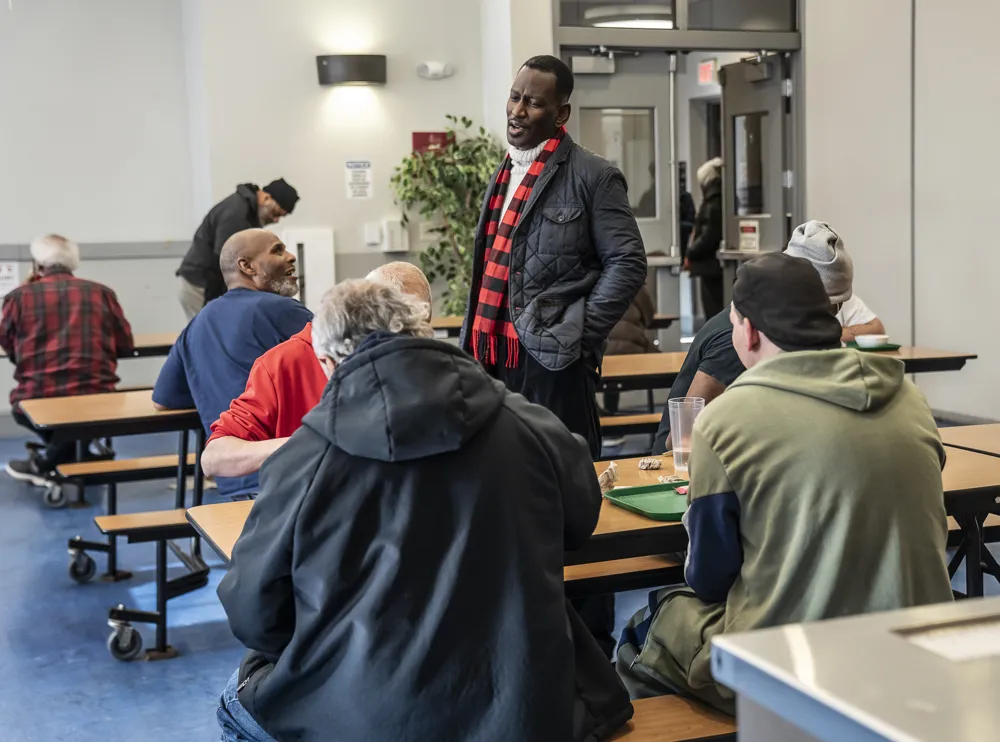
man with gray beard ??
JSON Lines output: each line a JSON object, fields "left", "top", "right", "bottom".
{"left": 153, "top": 228, "right": 312, "bottom": 499}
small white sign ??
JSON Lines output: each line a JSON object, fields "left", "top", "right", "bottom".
{"left": 0, "top": 262, "right": 21, "bottom": 297}
{"left": 345, "top": 160, "right": 373, "bottom": 199}
{"left": 738, "top": 220, "right": 760, "bottom": 251}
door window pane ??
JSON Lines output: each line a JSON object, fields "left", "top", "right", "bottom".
{"left": 734, "top": 112, "right": 767, "bottom": 215}
{"left": 560, "top": 1, "right": 675, "bottom": 28}
{"left": 578, "top": 108, "right": 657, "bottom": 217}
{"left": 688, "top": 0, "right": 795, "bottom": 31}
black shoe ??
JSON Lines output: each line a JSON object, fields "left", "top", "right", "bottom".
{"left": 85, "top": 440, "right": 115, "bottom": 461}
{"left": 5, "top": 458, "right": 49, "bottom": 487}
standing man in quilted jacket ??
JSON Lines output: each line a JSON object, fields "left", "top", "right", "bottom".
{"left": 460, "top": 55, "right": 647, "bottom": 461}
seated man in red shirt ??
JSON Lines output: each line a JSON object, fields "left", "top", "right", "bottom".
{"left": 1, "top": 234, "right": 134, "bottom": 484}
{"left": 202, "top": 262, "right": 432, "bottom": 480}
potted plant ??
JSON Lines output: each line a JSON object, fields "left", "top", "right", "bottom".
{"left": 391, "top": 115, "right": 504, "bottom": 316}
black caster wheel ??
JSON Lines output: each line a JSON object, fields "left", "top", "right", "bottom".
{"left": 68, "top": 551, "right": 97, "bottom": 584}
{"left": 107, "top": 625, "right": 143, "bottom": 661}
{"left": 43, "top": 484, "right": 66, "bottom": 509}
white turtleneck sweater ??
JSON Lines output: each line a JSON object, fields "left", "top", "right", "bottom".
{"left": 501, "top": 139, "right": 547, "bottom": 217}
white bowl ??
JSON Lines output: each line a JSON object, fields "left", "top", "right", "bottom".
{"left": 855, "top": 334, "right": 890, "bottom": 349}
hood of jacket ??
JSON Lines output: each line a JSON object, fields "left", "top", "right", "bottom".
{"left": 728, "top": 348, "right": 905, "bottom": 412}
{"left": 301, "top": 335, "right": 506, "bottom": 462}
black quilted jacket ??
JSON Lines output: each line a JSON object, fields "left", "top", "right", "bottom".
{"left": 460, "top": 134, "right": 647, "bottom": 371}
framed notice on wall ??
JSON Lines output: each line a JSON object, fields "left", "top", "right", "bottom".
{"left": 345, "top": 161, "right": 373, "bottom": 199}
{"left": 0, "top": 262, "right": 21, "bottom": 297}
{"left": 738, "top": 220, "right": 760, "bottom": 251}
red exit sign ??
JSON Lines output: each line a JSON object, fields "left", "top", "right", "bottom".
{"left": 698, "top": 59, "right": 717, "bottom": 86}
{"left": 412, "top": 131, "right": 455, "bottom": 153}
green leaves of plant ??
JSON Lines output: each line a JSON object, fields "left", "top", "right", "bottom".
{"left": 391, "top": 116, "right": 504, "bottom": 316}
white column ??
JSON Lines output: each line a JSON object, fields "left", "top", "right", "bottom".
{"left": 479, "top": 0, "right": 555, "bottom": 141}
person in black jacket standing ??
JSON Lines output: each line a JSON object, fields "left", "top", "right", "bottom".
{"left": 176, "top": 179, "right": 299, "bottom": 320}
{"left": 684, "top": 158, "right": 724, "bottom": 318}
{"left": 460, "top": 55, "right": 647, "bottom": 461}
{"left": 215, "top": 279, "right": 633, "bottom": 742}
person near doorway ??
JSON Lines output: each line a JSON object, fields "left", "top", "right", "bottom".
{"left": 176, "top": 179, "right": 299, "bottom": 321}
{"left": 684, "top": 157, "right": 724, "bottom": 318}
{"left": 2, "top": 234, "right": 134, "bottom": 485}
{"left": 459, "top": 54, "right": 647, "bottom": 461}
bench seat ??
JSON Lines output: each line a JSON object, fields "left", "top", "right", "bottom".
{"left": 95, "top": 509, "right": 193, "bottom": 540}
{"left": 600, "top": 413, "right": 660, "bottom": 436}
{"left": 611, "top": 695, "right": 736, "bottom": 741}
{"left": 57, "top": 453, "right": 195, "bottom": 482}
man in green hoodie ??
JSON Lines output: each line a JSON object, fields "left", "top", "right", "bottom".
{"left": 616, "top": 252, "right": 953, "bottom": 714}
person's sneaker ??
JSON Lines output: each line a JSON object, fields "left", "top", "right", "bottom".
{"left": 602, "top": 436, "right": 627, "bottom": 448}
{"left": 5, "top": 458, "right": 50, "bottom": 487}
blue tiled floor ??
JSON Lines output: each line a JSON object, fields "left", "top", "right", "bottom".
{"left": 0, "top": 432, "right": 243, "bottom": 741}
{"left": 0, "top": 424, "right": 995, "bottom": 740}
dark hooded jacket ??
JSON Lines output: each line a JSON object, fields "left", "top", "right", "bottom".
{"left": 217, "top": 334, "right": 633, "bottom": 742}
{"left": 177, "top": 183, "right": 261, "bottom": 302}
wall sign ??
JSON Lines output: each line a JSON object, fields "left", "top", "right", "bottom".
{"left": 698, "top": 58, "right": 718, "bottom": 86}
{"left": 738, "top": 220, "right": 760, "bottom": 251}
{"left": 0, "top": 262, "right": 20, "bottom": 297}
{"left": 345, "top": 160, "right": 373, "bottom": 199}
{"left": 412, "top": 131, "right": 454, "bottom": 153}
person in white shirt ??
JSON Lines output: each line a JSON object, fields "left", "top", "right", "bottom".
{"left": 784, "top": 221, "right": 886, "bottom": 342}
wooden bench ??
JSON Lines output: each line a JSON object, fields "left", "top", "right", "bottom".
{"left": 564, "top": 555, "right": 682, "bottom": 598}
{"left": 61, "top": 454, "right": 196, "bottom": 583}
{"left": 600, "top": 413, "right": 661, "bottom": 437}
{"left": 94, "top": 509, "right": 207, "bottom": 661}
{"left": 611, "top": 695, "right": 735, "bottom": 741}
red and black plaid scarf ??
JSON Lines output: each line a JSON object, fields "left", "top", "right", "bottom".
{"left": 472, "top": 128, "right": 564, "bottom": 367}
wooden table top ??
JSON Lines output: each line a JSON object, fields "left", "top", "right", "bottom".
{"left": 880, "top": 346, "right": 977, "bottom": 362}
{"left": 941, "top": 445, "right": 1000, "bottom": 494}
{"left": 189, "top": 456, "right": 680, "bottom": 563}
{"left": 132, "top": 331, "right": 179, "bottom": 349}
{"left": 429, "top": 315, "right": 464, "bottom": 330}
{"left": 19, "top": 389, "right": 194, "bottom": 429}
{"left": 940, "top": 425, "right": 1000, "bottom": 458}
{"left": 592, "top": 456, "right": 682, "bottom": 536}
{"left": 602, "top": 352, "right": 687, "bottom": 380}
{"left": 187, "top": 500, "right": 253, "bottom": 563}
{"left": 190, "top": 449, "right": 1000, "bottom": 565}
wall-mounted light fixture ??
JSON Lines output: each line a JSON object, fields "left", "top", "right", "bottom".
{"left": 316, "top": 54, "right": 387, "bottom": 86}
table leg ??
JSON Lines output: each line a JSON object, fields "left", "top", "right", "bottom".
{"left": 174, "top": 429, "right": 189, "bottom": 509}
{"left": 959, "top": 514, "right": 984, "bottom": 598}
{"left": 192, "top": 427, "right": 206, "bottom": 560}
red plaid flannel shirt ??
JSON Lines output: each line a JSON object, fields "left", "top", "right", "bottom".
{"left": 0, "top": 270, "right": 134, "bottom": 406}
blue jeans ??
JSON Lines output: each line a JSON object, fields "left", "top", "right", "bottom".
{"left": 217, "top": 668, "right": 276, "bottom": 742}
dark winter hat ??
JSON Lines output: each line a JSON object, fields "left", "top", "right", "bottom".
{"left": 732, "top": 252, "right": 842, "bottom": 352}
{"left": 262, "top": 178, "right": 299, "bottom": 214}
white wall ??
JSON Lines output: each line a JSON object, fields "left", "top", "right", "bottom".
{"left": 802, "top": 0, "right": 914, "bottom": 347}
{"left": 913, "top": 0, "right": 1000, "bottom": 418}
{"left": 188, "top": 0, "right": 484, "bottom": 256}
{"left": 0, "top": 0, "right": 194, "bottom": 244}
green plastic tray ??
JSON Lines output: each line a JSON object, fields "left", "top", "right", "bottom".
{"left": 847, "top": 341, "right": 901, "bottom": 352}
{"left": 603, "top": 482, "right": 689, "bottom": 522}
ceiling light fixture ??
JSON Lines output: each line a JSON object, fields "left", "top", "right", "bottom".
{"left": 585, "top": 4, "right": 674, "bottom": 30}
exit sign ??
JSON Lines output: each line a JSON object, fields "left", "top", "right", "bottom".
{"left": 698, "top": 58, "right": 718, "bottom": 86}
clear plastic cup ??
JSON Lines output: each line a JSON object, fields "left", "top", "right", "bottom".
{"left": 668, "top": 397, "right": 705, "bottom": 474}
